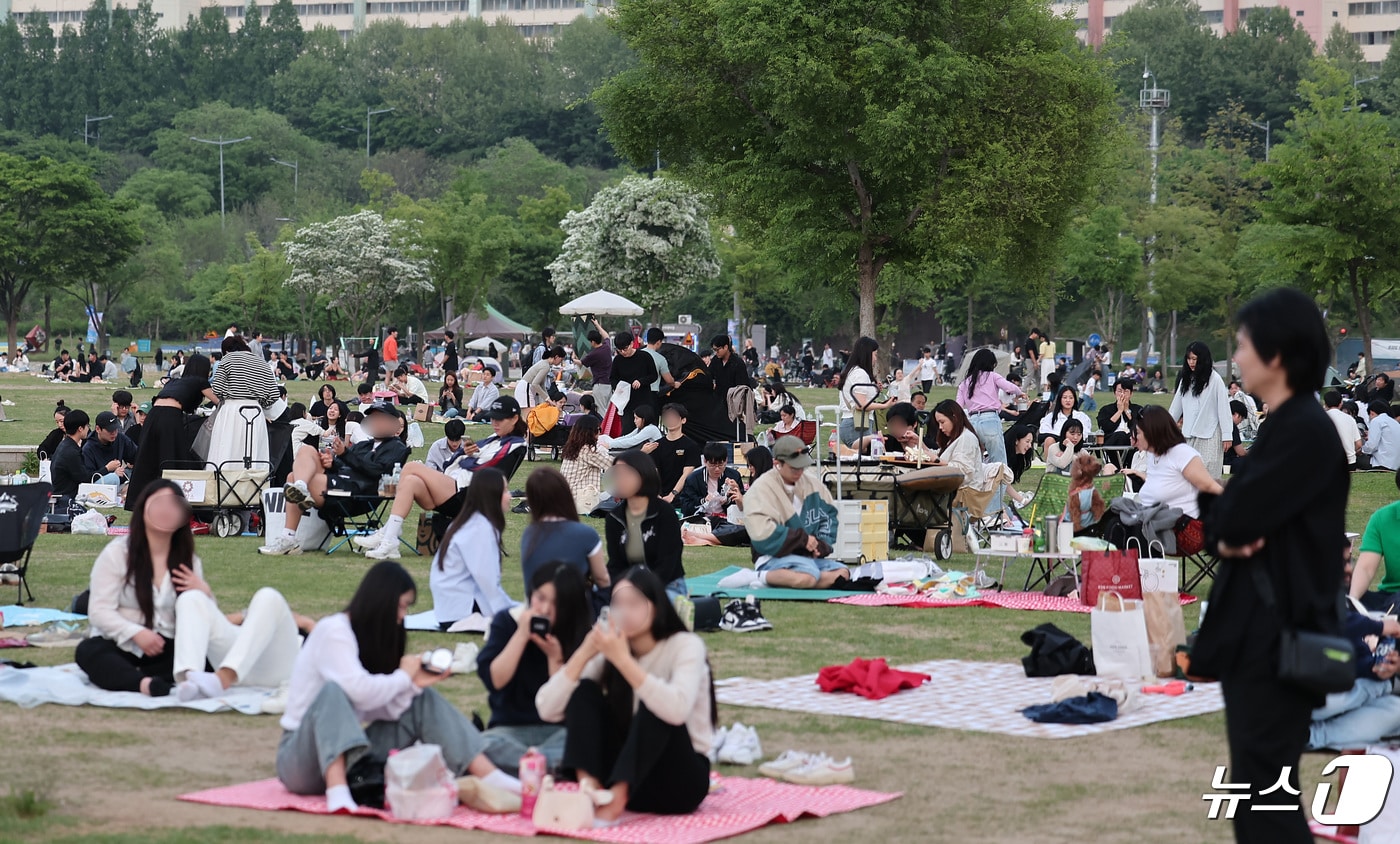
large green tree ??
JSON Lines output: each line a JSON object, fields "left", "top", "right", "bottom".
{"left": 594, "top": 0, "right": 1117, "bottom": 343}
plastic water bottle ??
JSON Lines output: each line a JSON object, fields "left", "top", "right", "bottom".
{"left": 519, "top": 746, "right": 546, "bottom": 818}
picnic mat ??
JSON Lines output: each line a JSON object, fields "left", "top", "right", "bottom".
{"left": 716, "top": 659, "right": 1224, "bottom": 739}
{"left": 687, "top": 566, "right": 859, "bottom": 602}
{"left": 828, "top": 591, "right": 1198, "bottom": 613}
{"left": 0, "top": 606, "right": 85, "bottom": 628}
{"left": 405, "top": 611, "right": 488, "bottom": 634}
{"left": 0, "top": 663, "right": 275, "bottom": 714}
{"left": 178, "top": 775, "right": 901, "bottom": 843}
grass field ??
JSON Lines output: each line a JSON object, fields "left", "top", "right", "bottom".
{"left": 0, "top": 372, "right": 1393, "bottom": 844}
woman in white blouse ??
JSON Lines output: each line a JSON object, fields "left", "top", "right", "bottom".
{"left": 1168, "top": 341, "right": 1233, "bottom": 480}
{"left": 836, "top": 336, "right": 896, "bottom": 452}
{"left": 1127, "top": 406, "right": 1223, "bottom": 519}
{"left": 930, "top": 400, "right": 1031, "bottom": 514}
{"left": 535, "top": 566, "right": 714, "bottom": 822}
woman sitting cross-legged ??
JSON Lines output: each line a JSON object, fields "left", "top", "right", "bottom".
{"left": 603, "top": 451, "right": 687, "bottom": 601}
{"left": 427, "top": 467, "right": 518, "bottom": 632}
{"left": 535, "top": 567, "right": 714, "bottom": 822}
{"left": 477, "top": 562, "right": 593, "bottom": 774}
{"left": 358, "top": 396, "right": 527, "bottom": 560}
{"left": 276, "top": 561, "right": 521, "bottom": 814}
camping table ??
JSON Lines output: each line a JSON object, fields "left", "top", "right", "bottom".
{"left": 971, "top": 547, "right": 1082, "bottom": 592}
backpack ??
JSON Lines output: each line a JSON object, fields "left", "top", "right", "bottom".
{"left": 527, "top": 404, "right": 560, "bottom": 437}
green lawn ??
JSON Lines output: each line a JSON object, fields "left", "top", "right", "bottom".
{"left": 0, "top": 373, "right": 1393, "bottom": 843}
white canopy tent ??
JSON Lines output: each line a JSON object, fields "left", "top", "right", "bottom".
{"left": 950, "top": 347, "right": 1015, "bottom": 385}
{"left": 559, "top": 290, "right": 644, "bottom": 317}
{"left": 462, "top": 336, "right": 503, "bottom": 352}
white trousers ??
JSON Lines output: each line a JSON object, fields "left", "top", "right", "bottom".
{"left": 174, "top": 587, "right": 300, "bottom": 688}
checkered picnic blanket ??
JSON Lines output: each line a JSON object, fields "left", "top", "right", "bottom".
{"left": 716, "top": 659, "right": 1223, "bottom": 739}
{"left": 828, "top": 591, "right": 1197, "bottom": 613}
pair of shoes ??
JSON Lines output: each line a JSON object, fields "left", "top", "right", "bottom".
{"left": 27, "top": 620, "right": 87, "bottom": 648}
{"left": 715, "top": 722, "right": 763, "bottom": 765}
{"left": 282, "top": 480, "right": 312, "bottom": 510}
{"left": 719, "top": 596, "right": 772, "bottom": 633}
{"left": 759, "top": 751, "right": 855, "bottom": 785}
{"left": 260, "top": 683, "right": 291, "bottom": 715}
{"left": 258, "top": 534, "right": 303, "bottom": 556}
{"left": 364, "top": 530, "right": 402, "bottom": 560}
{"left": 971, "top": 570, "right": 999, "bottom": 591}
{"left": 716, "top": 568, "right": 761, "bottom": 590}
{"left": 352, "top": 529, "right": 383, "bottom": 549}
{"left": 510, "top": 500, "right": 530, "bottom": 514}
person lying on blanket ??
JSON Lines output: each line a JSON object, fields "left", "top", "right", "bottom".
{"left": 719, "top": 436, "right": 849, "bottom": 590}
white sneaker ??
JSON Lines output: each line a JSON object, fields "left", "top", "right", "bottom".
{"left": 716, "top": 569, "right": 761, "bottom": 590}
{"left": 352, "top": 529, "right": 384, "bottom": 549}
{"left": 260, "top": 683, "right": 291, "bottom": 715}
{"left": 717, "top": 723, "right": 763, "bottom": 765}
{"left": 258, "top": 534, "right": 303, "bottom": 556}
{"left": 758, "top": 750, "right": 816, "bottom": 779}
{"left": 365, "top": 536, "right": 401, "bottom": 560}
{"left": 783, "top": 755, "right": 855, "bottom": 786}
{"left": 283, "top": 480, "right": 311, "bottom": 509}
{"left": 709, "top": 726, "right": 729, "bottom": 764}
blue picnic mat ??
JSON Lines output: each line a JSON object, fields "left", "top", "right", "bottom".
{"left": 1, "top": 606, "right": 85, "bottom": 628}
{"left": 686, "top": 566, "right": 857, "bottom": 602}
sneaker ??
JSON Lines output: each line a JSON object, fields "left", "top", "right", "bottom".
{"left": 758, "top": 750, "right": 817, "bottom": 779}
{"left": 27, "top": 621, "right": 87, "bottom": 648}
{"left": 719, "top": 597, "right": 772, "bottom": 633}
{"left": 450, "top": 642, "right": 479, "bottom": 674}
{"left": 352, "top": 529, "right": 384, "bottom": 549}
{"left": 258, "top": 534, "right": 303, "bottom": 556}
{"left": 283, "top": 480, "right": 311, "bottom": 509}
{"left": 510, "top": 499, "right": 530, "bottom": 515}
{"left": 716, "top": 568, "right": 761, "bottom": 590}
{"left": 972, "top": 570, "right": 999, "bottom": 591}
{"left": 782, "top": 755, "right": 855, "bottom": 786}
{"left": 717, "top": 723, "right": 763, "bottom": 766}
{"left": 365, "top": 536, "right": 401, "bottom": 560}
{"left": 709, "top": 726, "right": 729, "bottom": 764}
{"left": 260, "top": 683, "right": 291, "bottom": 715}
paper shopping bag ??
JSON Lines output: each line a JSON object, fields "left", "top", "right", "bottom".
{"left": 1080, "top": 546, "right": 1142, "bottom": 606}
{"left": 1143, "top": 591, "right": 1188, "bottom": 677}
{"left": 1091, "top": 591, "right": 1154, "bottom": 680}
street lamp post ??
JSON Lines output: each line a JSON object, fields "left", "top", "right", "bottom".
{"left": 366, "top": 107, "right": 395, "bottom": 165}
{"left": 1248, "top": 119, "right": 1270, "bottom": 162}
{"left": 1139, "top": 66, "right": 1170, "bottom": 365}
{"left": 270, "top": 156, "right": 299, "bottom": 205}
{"left": 83, "top": 114, "right": 112, "bottom": 146}
{"left": 190, "top": 135, "right": 252, "bottom": 229}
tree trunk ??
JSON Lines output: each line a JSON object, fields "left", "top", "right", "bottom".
{"left": 5, "top": 312, "right": 16, "bottom": 360}
{"left": 1352, "top": 265, "right": 1375, "bottom": 377}
{"left": 856, "top": 242, "right": 882, "bottom": 374}
{"left": 44, "top": 292, "right": 51, "bottom": 353}
{"left": 965, "top": 295, "right": 974, "bottom": 345}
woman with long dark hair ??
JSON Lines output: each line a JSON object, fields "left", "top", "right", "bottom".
{"left": 1037, "top": 384, "right": 1091, "bottom": 452}
{"left": 1168, "top": 340, "right": 1232, "bottom": 480}
{"left": 1003, "top": 423, "right": 1036, "bottom": 483}
{"left": 957, "top": 348, "right": 1027, "bottom": 514}
{"left": 478, "top": 562, "right": 592, "bottom": 774}
{"left": 521, "top": 467, "right": 611, "bottom": 590}
{"left": 126, "top": 354, "right": 218, "bottom": 509}
{"left": 535, "top": 567, "right": 715, "bottom": 821}
{"left": 309, "top": 383, "right": 337, "bottom": 419}
{"left": 276, "top": 561, "right": 518, "bottom": 813}
{"left": 1191, "top": 288, "right": 1348, "bottom": 839}
{"left": 430, "top": 466, "right": 517, "bottom": 631}
{"left": 439, "top": 371, "right": 465, "bottom": 418}
{"left": 931, "top": 399, "right": 1029, "bottom": 516}
{"left": 560, "top": 415, "right": 613, "bottom": 514}
{"left": 603, "top": 451, "right": 686, "bottom": 599}
{"left": 836, "top": 336, "right": 895, "bottom": 451}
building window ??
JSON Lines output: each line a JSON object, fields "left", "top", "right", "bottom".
{"left": 1353, "top": 29, "right": 1396, "bottom": 44}
{"left": 1349, "top": 1, "right": 1400, "bottom": 14}
{"left": 1202, "top": 9, "right": 1223, "bottom": 23}
{"left": 1296, "top": 9, "right": 1304, "bottom": 15}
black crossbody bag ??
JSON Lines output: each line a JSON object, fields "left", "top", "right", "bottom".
{"left": 1250, "top": 566, "right": 1355, "bottom": 696}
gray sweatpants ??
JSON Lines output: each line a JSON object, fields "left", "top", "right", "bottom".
{"left": 480, "top": 723, "right": 567, "bottom": 776}
{"left": 276, "top": 682, "right": 487, "bottom": 795}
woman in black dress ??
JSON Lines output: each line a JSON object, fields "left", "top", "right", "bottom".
{"left": 125, "top": 355, "right": 218, "bottom": 510}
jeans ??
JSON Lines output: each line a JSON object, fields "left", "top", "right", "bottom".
{"left": 968, "top": 411, "right": 1007, "bottom": 513}
{"left": 277, "top": 683, "right": 487, "bottom": 795}
{"left": 442, "top": 408, "right": 461, "bottom": 418}
{"left": 1308, "top": 678, "right": 1400, "bottom": 749}
{"left": 480, "top": 723, "right": 568, "bottom": 775}
{"left": 173, "top": 588, "right": 300, "bottom": 687}
{"left": 95, "top": 472, "right": 123, "bottom": 487}
{"left": 665, "top": 578, "right": 688, "bottom": 602}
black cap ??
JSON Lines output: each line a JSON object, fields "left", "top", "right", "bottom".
{"left": 363, "top": 401, "right": 403, "bottom": 420}
{"left": 95, "top": 411, "right": 120, "bottom": 432}
{"left": 484, "top": 396, "right": 521, "bottom": 420}
{"left": 111, "top": 390, "right": 133, "bottom": 406}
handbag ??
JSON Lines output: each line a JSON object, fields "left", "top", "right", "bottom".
{"left": 1249, "top": 566, "right": 1354, "bottom": 696}
{"left": 191, "top": 404, "right": 221, "bottom": 461}
{"left": 1079, "top": 544, "right": 1142, "bottom": 606}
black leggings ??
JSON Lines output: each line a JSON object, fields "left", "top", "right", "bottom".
{"left": 562, "top": 680, "right": 709, "bottom": 815}
{"left": 75, "top": 635, "right": 175, "bottom": 696}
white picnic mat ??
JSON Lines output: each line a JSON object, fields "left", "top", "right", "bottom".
{"left": 404, "top": 610, "right": 488, "bottom": 634}
{"left": 716, "top": 659, "right": 1224, "bottom": 739}
{"left": 0, "top": 663, "right": 275, "bottom": 714}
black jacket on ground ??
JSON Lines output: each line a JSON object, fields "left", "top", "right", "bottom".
{"left": 604, "top": 498, "right": 685, "bottom": 585}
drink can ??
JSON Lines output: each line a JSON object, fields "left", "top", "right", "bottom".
{"left": 519, "top": 746, "right": 546, "bottom": 818}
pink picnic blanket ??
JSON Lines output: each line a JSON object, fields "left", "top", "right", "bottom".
{"left": 178, "top": 775, "right": 900, "bottom": 844}
{"left": 828, "top": 590, "right": 1198, "bottom": 613}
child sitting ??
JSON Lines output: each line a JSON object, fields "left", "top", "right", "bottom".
{"left": 1064, "top": 452, "right": 1107, "bottom": 534}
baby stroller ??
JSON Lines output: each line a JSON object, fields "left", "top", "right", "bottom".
{"left": 164, "top": 404, "right": 271, "bottom": 537}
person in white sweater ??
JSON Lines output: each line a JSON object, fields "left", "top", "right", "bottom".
{"left": 276, "top": 562, "right": 519, "bottom": 814}
{"left": 535, "top": 567, "right": 714, "bottom": 822}
{"left": 1168, "top": 341, "right": 1233, "bottom": 480}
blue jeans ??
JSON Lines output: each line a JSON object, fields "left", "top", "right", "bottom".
{"left": 442, "top": 408, "right": 460, "bottom": 418}
{"left": 95, "top": 472, "right": 123, "bottom": 487}
{"left": 967, "top": 411, "right": 1007, "bottom": 513}
{"left": 1308, "top": 678, "right": 1400, "bottom": 749}
{"left": 665, "top": 577, "right": 687, "bottom": 602}
{"left": 480, "top": 723, "right": 567, "bottom": 775}
{"left": 758, "top": 554, "right": 849, "bottom": 581}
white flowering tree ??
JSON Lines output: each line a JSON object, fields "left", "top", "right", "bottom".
{"left": 283, "top": 209, "right": 432, "bottom": 337}
{"left": 548, "top": 175, "right": 720, "bottom": 323}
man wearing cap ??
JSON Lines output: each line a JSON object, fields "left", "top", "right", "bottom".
{"left": 83, "top": 411, "right": 140, "bottom": 488}
{"left": 359, "top": 396, "right": 527, "bottom": 560}
{"left": 466, "top": 367, "right": 501, "bottom": 422}
{"left": 126, "top": 402, "right": 151, "bottom": 447}
{"left": 260, "top": 402, "right": 410, "bottom": 556}
{"left": 110, "top": 390, "right": 138, "bottom": 436}
{"left": 721, "top": 435, "right": 849, "bottom": 590}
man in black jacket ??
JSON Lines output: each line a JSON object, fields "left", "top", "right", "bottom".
{"left": 50, "top": 409, "right": 91, "bottom": 498}
{"left": 82, "top": 411, "right": 139, "bottom": 487}
{"left": 259, "top": 402, "right": 410, "bottom": 556}
{"left": 1095, "top": 380, "right": 1141, "bottom": 469}
{"left": 676, "top": 442, "right": 746, "bottom": 517}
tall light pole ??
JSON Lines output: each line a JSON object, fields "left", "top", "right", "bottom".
{"left": 83, "top": 114, "right": 112, "bottom": 146}
{"left": 366, "top": 107, "right": 394, "bottom": 165}
{"left": 1140, "top": 65, "right": 1169, "bottom": 366}
{"left": 1248, "top": 119, "right": 1270, "bottom": 162}
{"left": 270, "top": 156, "right": 299, "bottom": 205}
{"left": 190, "top": 135, "right": 252, "bottom": 229}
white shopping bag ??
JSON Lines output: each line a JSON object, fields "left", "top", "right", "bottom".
{"left": 1359, "top": 745, "right": 1400, "bottom": 844}
{"left": 406, "top": 421, "right": 424, "bottom": 449}
{"left": 386, "top": 743, "right": 458, "bottom": 821}
{"left": 261, "top": 488, "right": 330, "bottom": 550}
{"left": 1130, "top": 538, "right": 1179, "bottom": 592}
{"left": 77, "top": 482, "right": 121, "bottom": 509}
{"left": 1091, "top": 591, "right": 1154, "bottom": 680}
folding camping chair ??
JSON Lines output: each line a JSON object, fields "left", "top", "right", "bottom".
{"left": 1019, "top": 472, "right": 1127, "bottom": 590}
{"left": 0, "top": 482, "right": 53, "bottom": 605}
{"left": 319, "top": 491, "right": 398, "bottom": 555}
{"left": 1178, "top": 521, "right": 1218, "bottom": 592}
{"left": 426, "top": 446, "right": 530, "bottom": 556}
{"left": 794, "top": 420, "right": 818, "bottom": 454}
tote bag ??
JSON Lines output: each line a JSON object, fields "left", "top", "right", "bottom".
{"left": 1091, "top": 591, "right": 1154, "bottom": 680}
{"left": 1080, "top": 545, "right": 1142, "bottom": 606}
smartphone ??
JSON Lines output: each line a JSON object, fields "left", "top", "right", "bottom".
{"left": 530, "top": 616, "right": 551, "bottom": 637}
